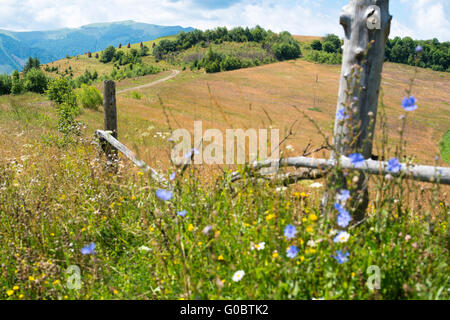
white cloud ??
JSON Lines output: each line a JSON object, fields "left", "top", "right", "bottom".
{"left": 398, "top": 0, "right": 450, "bottom": 40}
{"left": 0, "top": 0, "right": 448, "bottom": 41}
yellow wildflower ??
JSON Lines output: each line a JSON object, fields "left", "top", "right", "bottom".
{"left": 28, "top": 276, "right": 35, "bottom": 281}
{"left": 272, "top": 251, "right": 279, "bottom": 259}
{"left": 218, "top": 255, "right": 224, "bottom": 261}
{"left": 13, "top": 286, "right": 19, "bottom": 291}
{"left": 266, "top": 214, "right": 276, "bottom": 222}
{"left": 18, "top": 294, "right": 24, "bottom": 299}
{"left": 6, "top": 290, "right": 14, "bottom": 296}
{"left": 300, "top": 255, "right": 305, "bottom": 262}
{"left": 309, "top": 214, "right": 318, "bottom": 222}
{"left": 300, "top": 192, "right": 308, "bottom": 198}
{"left": 188, "top": 224, "right": 194, "bottom": 232}
{"left": 52, "top": 280, "right": 60, "bottom": 285}
{"left": 306, "top": 226, "right": 314, "bottom": 233}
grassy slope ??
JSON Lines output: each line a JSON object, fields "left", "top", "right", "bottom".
{"left": 15, "top": 34, "right": 450, "bottom": 168}
{"left": 42, "top": 36, "right": 177, "bottom": 78}
{"left": 0, "top": 36, "right": 449, "bottom": 301}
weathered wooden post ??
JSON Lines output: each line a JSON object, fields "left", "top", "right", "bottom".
{"left": 323, "top": 0, "right": 392, "bottom": 221}
{"left": 102, "top": 80, "right": 118, "bottom": 165}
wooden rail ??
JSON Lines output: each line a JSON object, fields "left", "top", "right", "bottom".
{"left": 96, "top": 130, "right": 167, "bottom": 183}
{"left": 231, "top": 156, "right": 450, "bottom": 185}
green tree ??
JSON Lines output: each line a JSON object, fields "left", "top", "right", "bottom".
{"left": 311, "top": 40, "right": 323, "bottom": 51}
{"left": 77, "top": 85, "right": 103, "bottom": 111}
{"left": 46, "top": 77, "right": 74, "bottom": 104}
{"left": 0, "top": 74, "right": 12, "bottom": 95}
{"left": 323, "top": 34, "right": 341, "bottom": 52}
{"left": 323, "top": 41, "right": 337, "bottom": 53}
{"left": 24, "top": 68, "right": 48, "bottom": 93}
{"left": 11, "top": 70, "right": 24, "bottom": 95}
{"left": 23, "top": 57, "right": 41, "bottom": 74}
{"left": 100, "top": 46, "right": 117, "bottom": 63}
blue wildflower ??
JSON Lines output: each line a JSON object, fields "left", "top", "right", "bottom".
{"left": 348, "top": 153, "right": 365, "bottom": 168}
{"left": 387, "top": 158, "right": 402, "bottom": 173}
{"left": 286, "top": 245, "right": 299, "bottom": 259}
{"left": 335, "top": 203, "right": 352, "bottom": 228}
{"left": 337, "top": 189, "right": 351, "bottom": 202}
{"left": 81, "top": 243, "right": 96, "bottom": 255}
{"left": 415, "top": 45, "right": 422, "bottom": 53}
{"left": 185, "top": 148, "right": 200, "bottom": 159}
{"left": 177, "top": 210, "right": 187, "bottom": 217}
{"left": 170, "top": 172, "right": 177, "bottom": 181}
{"left": 337, "top": 108, "right": 349, "bottom": 121}
{"left": 334, "top": 250, "right": 350, "bottom": 264}
{"left": 156, "top": 189, "right": 173, "bottom": 201}
{"left": 402, "top": 96, "right": 418, "bottom": 112}
{"left": 284, "top": 225, "right": 297, "bottom": 240}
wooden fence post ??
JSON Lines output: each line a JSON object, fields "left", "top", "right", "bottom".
{"left": 102, "top": 80, "right": 118, "bottom": 164}
{"left": 323, "top": 0, "right": 392, "bottom": 221}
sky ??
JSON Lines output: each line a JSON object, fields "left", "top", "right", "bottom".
{"left": 0, "top": 0, "right": 449, "bottom": 41}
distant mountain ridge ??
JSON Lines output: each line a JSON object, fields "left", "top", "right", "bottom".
{"left": 0, "top": 21, "right": 194, "bottom": 74}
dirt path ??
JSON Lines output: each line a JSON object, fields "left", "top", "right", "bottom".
{"left": 117, "top": 70, "right": 180, "bottom": 94}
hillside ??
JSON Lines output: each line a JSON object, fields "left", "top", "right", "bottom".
{"left": 0, "top": 21, "right": 194, "bottom": 74}
{"left": 0, "top": 33, "right": 449, "bottom": 301}
{"left": 6, "top": 33, "right": 449, "bottom": 168}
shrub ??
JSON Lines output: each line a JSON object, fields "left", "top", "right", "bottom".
{"left": 311, "top": 40, "right": 323, "bottom": 51}
{"left": 272, "top": 42, "right": 301, "bottom": 60}
{"left": 130, "top": 91, "right": 142, "bottom": 100}
{"left": 11, "top": 71, "right": 24, "bottom": 95}
{"left": 24, "top": 68, "right": 48, "bottom": 94}
{"left": 323, "top": 41, "right": 337, "bottom": 53}
{"left": 46, "top": 78, "right": 75, "bottom": 104}
{"left": 0, "top": 74, "right": 12, "bottom": 95}
{"left": 100, "top": 46, "right": 117, "bottom": 63}
{"left": 221, "top": 56, "right": 242, "bottom": 71}
{"left": 77, "top": 85, "right": 103, "bottom": 111}
{"left": 23, "top": 57, "right": 40, "bottom": 74}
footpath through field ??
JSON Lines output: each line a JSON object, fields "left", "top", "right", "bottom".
{"left": 117, "top": 70, "right": 180, "bottom": 94}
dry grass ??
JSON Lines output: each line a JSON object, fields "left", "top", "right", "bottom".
{"left": 74, "top": 58, "right": 449, "bottom": 170}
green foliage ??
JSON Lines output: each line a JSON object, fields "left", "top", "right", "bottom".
{"left": 306, "top": 50, "right": 342, "bottom": 65}
{"left": 130, "top": 91, "right": 142, "bottom": 100}
{"left": 100, "top": 46, "right": 117, "bottom": 63}
{"left": 323, "top": 41, "right": 337, "bottom": 53}
{"left": 311, "top": 40, "right": 323, "bottom": 51}
{"left": 439, "top": 131, "right": 450, "bottom": 164}
{"left": 386, "top": 37, "right": 450, "bottom": 72}
{"left": 0, "top": 73, "right": 12, "bottom": 95}
{"left": 46, "top": 78, "right": 74, "bottom": 104}
{"left": 323, "top": 34, "right": 342, "bottom": 53}
{"left": 108, "top": 63, "right": 160, "bottom": 81}
{"left": 77, "top": 85, "right": 103, "bottom": 111}
{"left": 153, "top": 26, "right": 301, "bottom": 71}
{"left": 11, "top": 70, "right": 25, "bottom": 95}
{"left": 24, "top": 68, "right": 49, "bottom": 94}
{"left": 23, "top": 57, "right": 41, "bottom": 74}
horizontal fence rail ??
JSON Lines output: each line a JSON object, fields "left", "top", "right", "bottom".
{"left": 231, "top": 156, "right": 450, "bottom": 185}
{"left": 96, "top": 130, "right": 167, "bottom": 184}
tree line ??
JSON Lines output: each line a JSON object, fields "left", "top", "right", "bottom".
{"left": 385, "top": 37, "right": 449, "bottom": 72}
{"left": 153, "top": 26, "right": 302, "bottom": 73}
{"left": 307, "top": 34, "right": 449, "bottom": 72}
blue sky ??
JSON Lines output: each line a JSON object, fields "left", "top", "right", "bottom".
{"left": 0, "top": 0, "right": 449, "bottom": 41}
